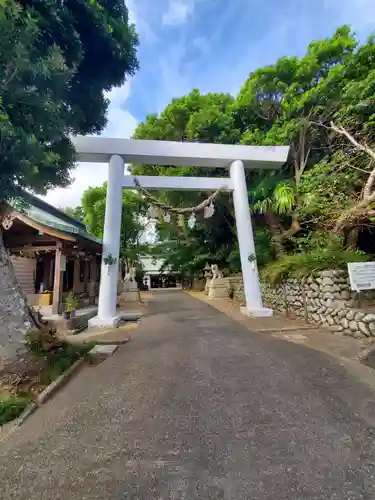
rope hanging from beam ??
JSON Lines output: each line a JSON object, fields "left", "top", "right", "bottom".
{"left": 133, "top": 177, "right": 222, "bottom": 215}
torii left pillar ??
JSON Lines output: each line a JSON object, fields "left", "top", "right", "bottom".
{"left": 89, "top": 154, "right": 124, "bottom": 327}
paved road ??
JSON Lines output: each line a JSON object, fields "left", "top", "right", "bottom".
{"left": 2, "top": 291, "right": 375, "bottom": 499}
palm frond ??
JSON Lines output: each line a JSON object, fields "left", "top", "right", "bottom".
{"left": 273, "top": 182, "right": 295, "bottom": 214}
{"left": 251, "top": 198, "right": 273, "bottom": 214}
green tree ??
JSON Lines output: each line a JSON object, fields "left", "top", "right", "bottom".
{"left": 312, "top": 34, "right": 375, "bottom": 245}
{"left": 132, "top": 89, "right": 237, "bottom": 206}
{"left": 81, "top": 184, "right": 147, "bottom": 273}
{"left": 61, "top": 206, "right": 85, "bottom": 222}
{"left": 131, "top": 89, "right": 241, "bottom": 275}
{"left": 1, "top": 0, "right": 138, "bottom": 198}
{"left": 235, "top": 26, "right": 359, "bottom": 248}
{"left": 131, "top": 26, "right": 375, "bottom": 279}
{"left": 0, "top": 0, "right": 138, "bottom": 368}
{"left": 294, "top": 33, "right": 375, "bottom": 247}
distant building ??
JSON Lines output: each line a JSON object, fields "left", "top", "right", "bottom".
{"left": 140, "top": 256, "right": 182, "bottom": 290}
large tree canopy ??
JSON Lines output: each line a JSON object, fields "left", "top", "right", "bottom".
{"left": 131, "top": 89, "right": 243, "bottom": 275}
{"left": 131, "top": 26, "right": 375, "bottom": 280}
{"left": 0, "top": 0, "right": 138, "bottom": 199}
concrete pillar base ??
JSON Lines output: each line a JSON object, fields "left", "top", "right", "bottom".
{"left": 88, "top": 315, "right": 122, "bottom": 329}
{"left": 88, "top": 310, "right": 144, "bottom": 329}
{"left": 240, "top": 306, "right": 273, "bottom": 317}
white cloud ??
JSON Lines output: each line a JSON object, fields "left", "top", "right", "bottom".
{"left": 43, "top": 162, "right": 110, "bottom": 209}
{"left": 158, "top": 41, "right": 191, "bottom": 109}
{"left": 324, "top": 0, "right": 375, "bottom": 36}
{"left": 192, "top": 36, "right": 210, "bottom": 55}
{"left": 162, "top": 0, "right": 192, "bottom": 26}
{"left": 126, "top": 0, "right": 159, "bottom": 43}
{"left": 103, "top": 82, "right": 138, "bottom": 139}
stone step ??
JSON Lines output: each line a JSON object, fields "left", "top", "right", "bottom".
{"left": 89, "top": 344, "right": 119, "bottom": 359}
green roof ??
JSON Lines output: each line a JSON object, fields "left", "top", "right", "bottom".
{"left": 10, "top": 191, "right": 102, "bottom": 246}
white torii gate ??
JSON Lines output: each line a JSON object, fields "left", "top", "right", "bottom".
{"left": 72, "top": 136, "right": 289, "bottom": 327}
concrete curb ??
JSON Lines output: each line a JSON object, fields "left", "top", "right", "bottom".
{"left": 36, "top": 357, "right": 86, "bottom": 405}
{"left": 15, "top": 402, "right": 38, "bottom": 427}
{"left": 1, "top": 342, "right": 122, "bottom": 439}
{"left": 2, "top": 357, "right": 86, "bottom": 438}
{"left": 89, "top": 337, "right": 130, "bottom": 346}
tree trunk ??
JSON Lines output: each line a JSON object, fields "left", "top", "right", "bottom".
{"left": 264, "top": 212, "right": 284, "bottom": 256}
{"left": 0, "top": 229, "right": 33, "bottom": 371}
{"left": 347, "top": 227, "right": 359, "bottom": 249}
{"left": 283, "top": 213, "right": 301, "bottom": 239}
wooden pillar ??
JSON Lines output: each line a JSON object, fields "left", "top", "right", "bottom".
{"left": 52, "top": 247, "right": 64, "bottom": 315}
{"left": 49, "top": 258, "right": 54, "bottom": 291}
{"left": 73, "top": 257, "right": 80, "bottom": 294}
{"left": 89, "top": 258, "right": 97, "bottom": 305}
{"left": 43, "top": 256, "right": 51, "bottom": 291}
{"left": 42, "top": 255, "right": 54, "bottom": 292}
{"left": 83, "top": 258, "right": 89, "bottom": 294}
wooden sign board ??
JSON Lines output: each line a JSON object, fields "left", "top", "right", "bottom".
{"left": 347, "top": 262, "right": 375, "bottom": 291}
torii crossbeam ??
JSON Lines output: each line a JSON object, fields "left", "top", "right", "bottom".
{"left": 72, "top": 136, "right": 289, "bottom": 327}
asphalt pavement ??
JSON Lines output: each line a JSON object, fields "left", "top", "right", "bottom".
{"left": 1, "top": 291, "right": 375, "bottom": 499}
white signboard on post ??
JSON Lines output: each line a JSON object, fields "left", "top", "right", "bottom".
{"left": 347, "top": 262, "right": 375, "bottom": 291}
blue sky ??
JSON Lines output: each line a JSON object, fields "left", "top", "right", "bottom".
{"left": 44, "top": 0, "right": 375, "bottom": 207}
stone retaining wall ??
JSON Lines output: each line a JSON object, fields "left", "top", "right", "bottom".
{"left": 230, "top": 271, "right": 375, "bottom": 339}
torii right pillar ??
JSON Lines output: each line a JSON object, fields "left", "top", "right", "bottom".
{"left": 230, "top": 160, "right": 272, "bottom": 317}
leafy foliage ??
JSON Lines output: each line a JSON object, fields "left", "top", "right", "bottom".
{"left": 297, "top": 155, "right": 363, "bottom": 226}
{"left": 130, "top": 26, "right": 375, "bottom": 281}
{"left": 64, "top": 293, "right": 80, "bottom": 313}
{"left": 249, "top": 174, "right": 295, "bottom": 215}
{"left": 61, "top": 206, "right": 85, "bottom": 222}
{"left": 261, "top": 236, "right": 368, "bottom": 284}
{"left": 0, "top": 393, "right": 31, "bottom": 425}
{"left": 25, "top": 328, "right": 94, "bottom": 385}
{"left": 38, "top": 342, "right": 94, "bottom": 386}
{"left": 79, "top": 183, "right": 147, "bottom": 268}
{"left": 0, "top": 0, "right": 138, "bottom": 200}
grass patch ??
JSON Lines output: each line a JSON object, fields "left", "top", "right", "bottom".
{"left": 0, "top": 392, "right": 32, "bottom": 426}
{"left": 38, "top": 342, "right": 95, "bottom": 386}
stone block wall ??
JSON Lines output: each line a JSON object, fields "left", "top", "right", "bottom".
{"left": 231, "top": 276, "right": 245, "bottom": 303}
{"left": 230, "top": 270, "right": 375, "bottom": 339}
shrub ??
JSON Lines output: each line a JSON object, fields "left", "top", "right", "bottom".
{"left": 25, "top": 328, "right": 60, "bottom": 356}
{"left": 262, "top": 245, "right": 368, "bottom": 284}
{"left": 65, "top": 292, "right": 80, "bottom": 312}
{"left": 0, "top": 394, "right": 31, "bottom": 426}
{"left": 39, "top": 342, "right": 95, "bottom": 385}
{"left": 25, "top": 328, "right": 95, "bottom": 384}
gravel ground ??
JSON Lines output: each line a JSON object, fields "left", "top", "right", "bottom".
{"left": 1, "top": 291, "right": 375, "bottom": 499}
